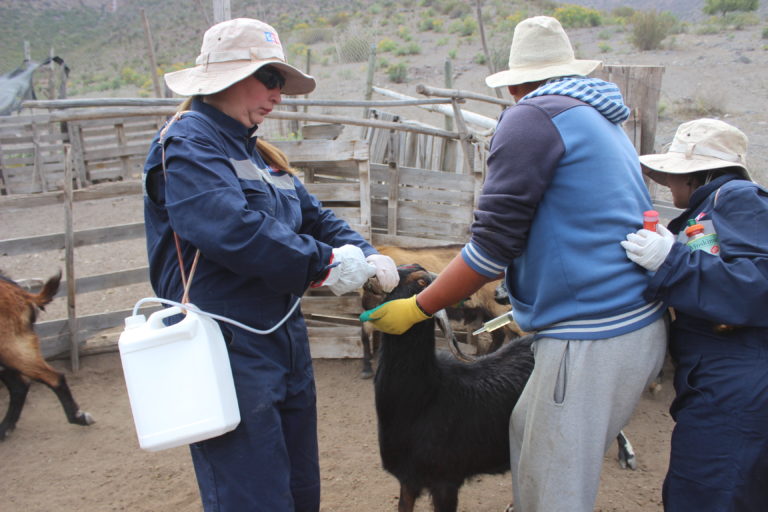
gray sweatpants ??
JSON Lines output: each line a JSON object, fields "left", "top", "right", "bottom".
{"left": 509, "top": 317, "right": 667, "bottom": 512}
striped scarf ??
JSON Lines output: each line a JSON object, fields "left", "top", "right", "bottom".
{"left": 522, "top": 76, "right": 631, "bottom": 124}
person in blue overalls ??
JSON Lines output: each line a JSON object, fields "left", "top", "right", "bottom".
{"left": 142, "top": 18, "right": 399, "bottom": 512}
{"left": 622, "top": 118, "right": 768, "bottom": 511}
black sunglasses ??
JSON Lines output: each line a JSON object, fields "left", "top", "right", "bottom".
{"left": 253, "top": 66, "right": 286, "bottom": 91}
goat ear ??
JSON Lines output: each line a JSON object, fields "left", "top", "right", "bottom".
{"left": 417, "top": 278, "right": 429, "bottom": 288}
{"left": 363, "top": 277, "right": 385, "bottom": 295}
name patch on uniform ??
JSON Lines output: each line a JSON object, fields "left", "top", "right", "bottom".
{"left": 230, "top": 158, "right": 295, "bottom": 190}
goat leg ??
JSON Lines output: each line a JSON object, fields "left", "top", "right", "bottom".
{"left": 616, "top": 430, "right": 637, "bottom": 470}
{"left": 47, "top": 375, "right": 94, "bottom": 426}
{"left": 398, "top": 482, "right": 418, "bottom": 512}
{"left": 430, "top": 482, "right": 460, "bottom": 512}
{"left": 0, "top": 368, "right": 31, "bottom": 440}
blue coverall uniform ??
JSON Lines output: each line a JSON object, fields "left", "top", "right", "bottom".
{"left": 143, "top": 99, "right": 375, "bottom": 511}
{"left": 644, "top": 174, "right": 768, "bottom": 511}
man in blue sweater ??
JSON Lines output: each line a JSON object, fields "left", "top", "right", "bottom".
{"left": 362, "top": 16, "right": 667, "bottom": 511}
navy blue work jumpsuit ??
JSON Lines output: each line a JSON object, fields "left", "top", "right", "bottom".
{"left": 644, "top": 174, "right": 768, "bottom": 511}
{"left": 143, "top": 99, "right": 375, "bottom": 511}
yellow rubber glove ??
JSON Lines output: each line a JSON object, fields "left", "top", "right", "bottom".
{"left": 359, "top": 295, "right": 431, "bottom": 335}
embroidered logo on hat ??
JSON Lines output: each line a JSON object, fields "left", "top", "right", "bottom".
{"left": 264, "top": 31, "right": 280, "bottom": 45}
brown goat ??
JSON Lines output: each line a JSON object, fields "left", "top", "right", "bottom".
{"left": 360, "top": 245, "right": 526, "bottom": 378}
{"left": 0, "top": 271, "right": 94, "bottom": 440}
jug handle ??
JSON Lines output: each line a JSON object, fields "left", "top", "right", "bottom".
{"left": 147, "top": 306, "right": 184, "bottom": 330}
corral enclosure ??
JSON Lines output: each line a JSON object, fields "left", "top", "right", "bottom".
{"left": 0, "top": 65, "right": 665, "bottom": 365}
{"left": 0, "top": 56, "right": 677, "bottom": 512}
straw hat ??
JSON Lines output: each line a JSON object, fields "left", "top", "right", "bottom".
{"left": 485, "top": 16, "right": 602, "bottom": 88}
{"left": 640, "top": 118, "right": 751, "bottom": 185}
{"left": 164, "top": 18, "right": 316, "bottom": 97}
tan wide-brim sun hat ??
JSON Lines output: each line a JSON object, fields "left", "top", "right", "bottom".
{"left": 164, "top": 18, "right": 316, "bottom": 97}
{"left": 640, "top": 118, "right": 751, "bottom": 185}
{"left": 486, "top": 16, "right": 602, "bottom": 88}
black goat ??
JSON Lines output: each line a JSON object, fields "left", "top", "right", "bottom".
{"left": 0, "top": 272, "right": 94, "bottom": 440}
{"left": 374, "top": 264, "right": 535, "bottom": 512}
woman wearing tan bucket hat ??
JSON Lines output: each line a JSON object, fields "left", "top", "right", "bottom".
{"left": 142, "top": 17, "right": 398, "bottom": 512}
{"left": 622, "top": 118, "right": 768, "bottom": 511}
{"left": 362, "top": 16, "right": 666, "bottom": 511}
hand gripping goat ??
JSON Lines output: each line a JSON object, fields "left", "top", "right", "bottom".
{"left": 0, "top": 272, "right": 94, "bottom": 440}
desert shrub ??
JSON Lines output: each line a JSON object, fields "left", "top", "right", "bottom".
{"left": 295, "top": 27, "right": 334, "bottom": 45}
{"left": 722, "top": 11, "right": 760, "bottom": 29}
{"left": 338, "top": 37, "right": 371, "bottom": 63}
{"left": 395, "top": 42, "right": 422, "bottom": 56}
{"left": 449, "top": 17, "right": 477, "bottom": 37}
{"left": 675, "top": 90, "right": 727, "bottom": 117}
{"left": 120, "top": 66, "right": 145, "bottom": 87}
{"left": 598, "top": 41, "right": 612, "bottom": 53}
{"left": 287, "top": 43, "right": 309, "bottom": 59}
{"left": 703, "top": 0, "right": 758, "bottom": 17}
{"left": 328, "top": 12, "right": 350, "bottom": 26}
{"left": 473, "top": 53, "right": 487, "bottom": 65}
{"left": 763, "top": 26, "right": 768, "bottom": 39}
{"left": 612, "top": 6, "right": 635, "bottom": 19}
{"left": 378, "top": 38, "right": 398, "bottom": 53}
{"left": 387, "top": 62, "right": 408, "bottom": 83}
{"left": 493, "top": 44, "right": 509, "bottom": 66}
{"left": 448, "top": 48, "right": 457, "bottom": 59}
{"left": 630, "top": 10, "right": 676, "bottom": 50}
{"left": 552, "top": 4, "right": 602, "bottom": 28}
{"left": 397, "top": 25, "right": 413, "bottom": 41}
{"left": 419, "top": 17, "right": 439, "bottom": 31}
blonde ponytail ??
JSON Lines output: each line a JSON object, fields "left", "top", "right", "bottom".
{"left": 257, "top": 138, "right": 296, "bottom": 175}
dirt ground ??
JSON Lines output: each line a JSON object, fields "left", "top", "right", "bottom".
{"left": 3, "top": 22, "right": 766, "bottom": 512}
{"left": 1, "top": 195, "right": 675, "bottom": 512}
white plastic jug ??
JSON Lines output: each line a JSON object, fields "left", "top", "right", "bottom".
{"left": 118, "top": 306, "right": 240, "bottom": 451}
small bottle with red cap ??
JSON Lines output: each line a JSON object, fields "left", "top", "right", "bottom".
{"left": 643, "top": 210, "right": 659, "bottom": 232}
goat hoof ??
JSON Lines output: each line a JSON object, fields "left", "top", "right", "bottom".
{"left": 74, "top": 411, "right": 95, "bottom": 426}
{"left": 360, "top": 369, "right": 373, "bottom": 379}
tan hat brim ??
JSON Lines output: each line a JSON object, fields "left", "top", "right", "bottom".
{"left": 485, "top": 59, "right": 602, "bottom": 88}
{"left": 640, "top": 153, "right": 750, "bottom": 185}
{"left": 165, "top": 59, "right": 316, "bottom": 97}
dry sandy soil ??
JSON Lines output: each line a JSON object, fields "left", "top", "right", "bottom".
{"left": 1, "top": 22, "right": 766, "bottom": 512}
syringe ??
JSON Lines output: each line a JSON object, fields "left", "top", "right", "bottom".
{"left": 472, "top": 311, "right": 515, "bottom": 335}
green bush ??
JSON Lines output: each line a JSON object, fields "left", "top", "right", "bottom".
{"left": 473, "top": 53, "right": 487, "bottom": 65}
{"left": 387, "top": 62, "right": 408, "bottom": 83}
{"left": 395, "top": 42, "right": 422, "bottom": 56}
{"left": 553, "top": 4, "right": 602, "bottom": 28}
{"left": 295, "top": 27, "right": 334, "bottom": 45}
{"left": 762, "top": 26, "right": 768, "bottom": 39}
{"left": 449, "top": 17, "right": 477, "bottom": 37}
{"left": 377, "top": 38, "right": 398, "bottom": 53}
{"left": 703, "top": 0, "right": 758, "bottom": 16}
{"left": 630, "top": 10, "right": 676, "bottom": 50}
{"left": 612, "top": 6, "right": 635, "bottom": 19}
{"left": 598, "top": 41, "right": 612, "bottom": 53}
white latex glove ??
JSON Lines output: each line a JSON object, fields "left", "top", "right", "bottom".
{"left": 365, "top": 254, "right": 400, "bottom": 293}
{"left": 621, "top": 224, "right": 675, "bottom": 272}
{"left": 322, "top": 245, "right": 377, "bottom": 296}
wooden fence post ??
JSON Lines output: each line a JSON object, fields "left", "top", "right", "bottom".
{"left": 141, "top": 8, "right": 163, "bottom": 98}
{"left": 64, "top": 145, "right": 79, "bottom": 372}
